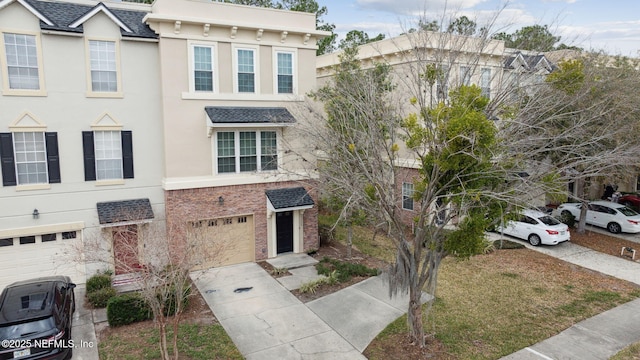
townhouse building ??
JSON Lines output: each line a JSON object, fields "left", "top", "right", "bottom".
{"left": 0, "top": 0, "right": 327, "bottom": 288}
{"left": 0, "top": 0, "right": 164, "bottom": 289}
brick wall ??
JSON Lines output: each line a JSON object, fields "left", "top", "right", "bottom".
{"left": 165, "top": 180, "right": 319, "bottom": 262}
{"left": 395, "top": 167, "right": 422, "bottom": 227}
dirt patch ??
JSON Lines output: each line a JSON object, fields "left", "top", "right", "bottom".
{"left": 570, "top": 230, "right": 640, "bottom": 261}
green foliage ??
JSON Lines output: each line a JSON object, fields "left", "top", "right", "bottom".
{"left": 86, "top": 273, "right": 112, "bottom": 293}
{"left": 88, "top": 287, "right": 117, "bottom": 308}
{"left": 493, "top": 24, "right": 560, "bottom": 51}
{"left": 546, "top": 59, "right": 585, "bottom": 95}
{"left": 316, "top": 257, "right": 378, "bottom": 282}
{"left": 107, "top": 293, "right": 152, "bottom": 327}
{"left": 338, "top": 30, "right": 385, "bottom": 50}
{"left": 162, "top": 284, "right": 191, "bottom": 317}
{"left": 447, "top": 16, "right": 476, "bottom": 36}
{"left": 558, "top": 211, "right": 576, "bottom": 228}
{"left": 542, "top": 172, "right": 566, "bottom": 204}
{"left": 298, "top": 271, "right": 339, "bottom": 294}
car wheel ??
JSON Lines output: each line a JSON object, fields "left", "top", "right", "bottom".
{"left": 607, "top": 222, "right": 622, "bottom": 234}
{"left": 528, "top": 234, "right": 542, "bottom": 246}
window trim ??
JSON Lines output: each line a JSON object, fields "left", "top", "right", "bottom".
{"left": 0, "top": 131, "right": 60, "bottom": 188}
{"left": 273, "top": 49, "right": 296, "bottom": 95}
{"left": 402, "top": 182, "right": 414, "bottom": 211}
{"left": 82, "top": 130, "right": 133, "bottom": 182}
{"left": 233, "top": 45, "right": 259, "bottom": 94}
{"left": 84, "top": 37, "right": 123, "bottom": 98}
{"left": 214, "top": 129, "right": 279, "bottom": 175}
{"left": 480, "top": 67, "right": 491, "bottom": 99}
{"left": 188, "top": 41, "right": 218, "bottom": 93}
{"left": 0, "top": 31, "right": 47, "bottom": 96}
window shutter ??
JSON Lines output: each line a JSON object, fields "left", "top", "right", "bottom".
{"left": 82, "top": 131, "right": 96, "bottom": 181}
{"left": 0, "top": 133, "right": 16, "bottom": 186}
{"left": 121, "top": 131, "right": 134, "bottom": 179}
{"left": 45, "top": 132, "right": 61, "bottom": 183}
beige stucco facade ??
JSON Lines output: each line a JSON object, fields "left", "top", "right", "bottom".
{"left": 0, "top": 0, "right": 164, "bottom": 287}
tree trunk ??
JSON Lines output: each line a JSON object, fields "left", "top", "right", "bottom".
{"left": 346, "top": 224, "right": 353, "bottom": 258}
{"left": 407, "top": 286, "right": 425, "bottom": 347}
{"left": 576, "top": 178, "right": 588, "bottom": 234}
{"left": 159, "top": 321, "right": 169, "bottom": 360}
{"left": 172, "top": 311, "right": 181, "bottom": 360}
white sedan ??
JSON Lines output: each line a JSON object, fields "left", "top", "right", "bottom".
{"left": 556, "top": 200, "right": 640, "bottom": 234}
{"left": 498, "top": 209, "right": 570, "bottom": 246}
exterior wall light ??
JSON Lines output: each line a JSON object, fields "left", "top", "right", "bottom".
{"left": 32, "top": 209, "right": 39, "bottom": 219}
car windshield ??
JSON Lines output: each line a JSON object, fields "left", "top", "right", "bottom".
{"left": 0, "top": 316, "right": 55, "bottom": 340}
{"left": 538, "top": 215, "right": 561, "bottom": 226}
{"left": 618, "top": 206, "right": 639, "bottom": 216}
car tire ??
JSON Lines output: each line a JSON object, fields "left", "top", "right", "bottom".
{"left": 607, "top": 222, "right": 622, "bottom": 234}
{"left": 528, "top": 234, "right": 541, "bottom": 246}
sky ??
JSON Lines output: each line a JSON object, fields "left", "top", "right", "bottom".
{"left": 318, "top": 0, "right": 640, "bottom": 57}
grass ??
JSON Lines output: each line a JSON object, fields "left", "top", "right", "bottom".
{"left": 99, "top": 322, "right": 242, "bottom": 360}
{"left": 329, "top": 222, "right": 640, "bottom": 360}
{"left": 611, "top": 341, "right": 640, "bottom": 360}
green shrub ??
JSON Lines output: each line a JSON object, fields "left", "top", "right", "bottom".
{"left": 87, "top": 287, "right": 117, "bottom": 308}
{"left": 162, "top": 285, "right": 191, "bottom": 317}
{"left": 316, "top": 257, "right": 378, "bottom": 283}
{"left": 86, "top": 273, "right": 112, "bottom": 293}
{"left": 298, "top": 271, "right": 338, "bottom": 294}
{"left": 558, "top": 211, "right": 576, "bottom": 228}
{"left": 107, "top": 293, "right": 152, "bottom": 327}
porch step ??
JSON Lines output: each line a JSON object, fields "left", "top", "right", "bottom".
{"left": 112, "top": 272, "right": 144, "bottom": 293}
{"left": 265, "top": 253, "right": 318, "bottom": 270}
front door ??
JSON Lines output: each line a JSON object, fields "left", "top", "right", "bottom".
{"left": 276, "top": 211, "right": 294, "bottom": 254}
{"left": 112, "top": 225, "right": 141, "bottom": 274}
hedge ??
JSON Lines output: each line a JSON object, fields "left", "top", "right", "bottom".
{"left": 106, "top": 293, "right": 152, "bottom": 327}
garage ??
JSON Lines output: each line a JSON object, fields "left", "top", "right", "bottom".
{"left": 0, "top": 227, "right": 86, "bottom": 291}
{"left": 188, "top": 215, "right": 254, "bottom": 270}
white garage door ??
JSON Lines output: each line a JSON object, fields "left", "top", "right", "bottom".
{"left": 0, "top": 231, "right": 86, "bottom": 291}
{"left": 189, "top": 215, "right": 255, "bottom": 270}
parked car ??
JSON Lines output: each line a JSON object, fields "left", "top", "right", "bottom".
{"left": 498, "top": 209, "right": 570, "bottom": 246}
{"left": 556, "top": 200, "right": 640, "bottom": 234}
{"left": 0, "top": 276, "right": 76, "bottom": 360}
{"left": 618, "top": 194, "right": 640, "bottom": 211}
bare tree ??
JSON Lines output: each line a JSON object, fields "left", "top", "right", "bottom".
{"left": 70, "top": 209, "right": 230, "bottom": 360}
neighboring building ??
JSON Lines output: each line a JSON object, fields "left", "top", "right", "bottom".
{"left": 316, "top": 32, "right": 514, "bottom": 224}
{"left": 0, "top": 0, "right": 164, "bottom": 289}
{"left": 145, "top": 0, "right": 328, "bottom": 268}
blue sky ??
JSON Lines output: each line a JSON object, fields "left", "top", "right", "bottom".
{"left": 318, "top": 0, "right": 640, "bottom": 56}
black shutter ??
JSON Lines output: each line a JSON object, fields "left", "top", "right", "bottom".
{"left": 121, "top": 131, "right": 134, "bottom": 179}
{"left": 45, "top": 132, "right": 61, "bottom": 183}
{"left": 82, "top": 131, "right": 96, "bottom": 181}
{"left": 0, "top": 133, "right": 16, "bottom": 186}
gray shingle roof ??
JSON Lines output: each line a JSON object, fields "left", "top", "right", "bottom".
{"left": 205, "top": 107, "right": 297, "bottom": 124}
{"left": 266, "top": 187, "right": 314, "bottom": 210}
{"left": 97, "top": 198, "right": 154, "bottom": 225}
{"left": 23, "top": 0, "right": 157, "bottom": 39}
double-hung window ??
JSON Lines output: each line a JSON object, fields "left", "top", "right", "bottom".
{"left": 3, "top": 33, "right": 41, "bottom": 90}
{"left": 236, "top": 48, "right": 255, "bottom": 93}
{"left": 0, "top": 132, "right": 60, "bottom": 187}
{"left": 276, "top": 51, "right": 293, "bottom": 94}
{"left": 402, "top": 182, "right": 414, "bottom": 211}
{"left": 216, "top": 130, "right": 277, "bottom": 174}
{"left": 460, "top": 65, "right": 471, "bottom": 86}
{"left": 82, "top": 130, "right": 133, "bottom": 181}
{"left": 481, "top": 68, "right": 491, "bottom": 99}
{"left": 193, "top": 45, "right": 214, "bottom": 92}
{"left": 88, "top": 40, "right": 118, "bottom": 93}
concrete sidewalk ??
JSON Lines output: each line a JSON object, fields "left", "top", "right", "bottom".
{"left": 488, "top": 232, "right": 640, "bottom": 360}
{"left": 190, "top": 256, "right": 430, "bottom": 360}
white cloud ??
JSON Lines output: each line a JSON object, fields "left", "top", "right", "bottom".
{"left": 354, "top": 0, "right": 488, "bottom": 16}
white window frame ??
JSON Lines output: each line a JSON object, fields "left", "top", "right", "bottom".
{"left": 214, "top": 129, "right": 278, "bottom": 174}
{"left": 233, "top": 45, "right": 259, "bottom": 94}
{"left": 402, "top": 182, "right": 414, "bottom": 211}
{"left": 273, "top": 49, "right": 296, "bottom": 94}
{"left": 188, "top": 41, "right": 218, "bottom": 93}
{"left": 85, "top": 38, "right": 122, "bottom": 98}
{"left": 13, "top": 131, "right": 48, "bottom": 185}
{"left": 460, "top": 65, "right": 471, "bottom": 86}
{"left": 0, "top": 31, "right": 46, "bottom": 96}
{"left": 94, "top": 130, "right": 123, "bottom": 180}
{"left": 481, "top": 68, "right": 491, "bottom": 99}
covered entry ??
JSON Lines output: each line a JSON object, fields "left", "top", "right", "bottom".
{"left": 266, "top": 187, "right": 314, "bottom": 257}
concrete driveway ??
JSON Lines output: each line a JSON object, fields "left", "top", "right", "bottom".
{"left": 71, "top": 285, "right": 99, "bottom": 359}
{"left": 191, "top": 262, "right": 430, "bottom": 359}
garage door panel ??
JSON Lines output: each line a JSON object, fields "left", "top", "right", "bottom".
{"left": 189, "top": 215, "right": 254, "bottom": 270}
{"left": 0, "top": 238, "right": 85, "bottom": 291}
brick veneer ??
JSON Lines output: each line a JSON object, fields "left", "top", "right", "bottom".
{"left": 165, "top": 180, "right": 319, "bottom": 262}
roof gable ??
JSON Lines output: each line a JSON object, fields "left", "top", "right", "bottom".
{"left": 0, "top": 0, "right": 53, "bottom": 25}
{"left": 68, "top": 2, "right": 131, "bottom": 33}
